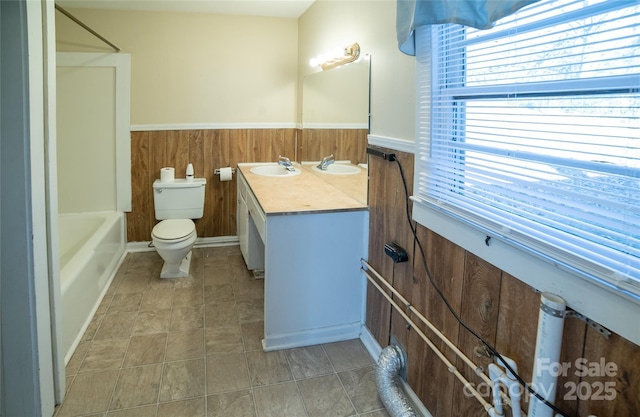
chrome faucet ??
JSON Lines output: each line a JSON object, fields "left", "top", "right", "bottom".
{"left": 278, "top": 155, "right": 295, "bottom": 171}
{"left": 317, "top": 154, "right": 335, "bottom": 170}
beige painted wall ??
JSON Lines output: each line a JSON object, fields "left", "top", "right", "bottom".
{"left": 56, "top": 8, "right": 298, "bottom": 126}
{"left": 298, "top": 0, "right": 416, "bottom": 142}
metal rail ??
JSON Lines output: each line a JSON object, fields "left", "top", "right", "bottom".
{"left": 55, "top": 3, "right": 120, "bottom": 52}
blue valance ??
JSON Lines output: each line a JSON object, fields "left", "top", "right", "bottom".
{"left": 397, "top": 0, "right": 541, "bottom": 55}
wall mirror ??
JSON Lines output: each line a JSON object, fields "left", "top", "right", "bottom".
{"left": 302, "top": 57, "right": 370, "bottom": 128}
{"left": 300, "top": 57, "right": 370, "bottom": 204}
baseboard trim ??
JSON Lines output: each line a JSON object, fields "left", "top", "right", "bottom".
{"left": 126, "top": 236, "right": 239, "bottom": 253}
{"left": 262, "top": 322, "right": 362, "bottom": 352}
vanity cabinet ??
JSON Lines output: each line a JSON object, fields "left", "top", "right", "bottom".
{"left": 237, "top": 164, "right": 368, "bottom": 351}
{"left": 237, "top": 174, "right": 265, "bottom": 271}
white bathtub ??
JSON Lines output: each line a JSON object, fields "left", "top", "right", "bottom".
{"left": 59, "top": 211, "right": 126, "bottom": 363}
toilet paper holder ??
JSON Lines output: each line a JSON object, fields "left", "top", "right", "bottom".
{"left": 214, "top": 168, "right": 236, "bottom": 175}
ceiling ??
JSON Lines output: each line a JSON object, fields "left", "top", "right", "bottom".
{"left": 56, "top": 0, "right": 316, "bottom": 18}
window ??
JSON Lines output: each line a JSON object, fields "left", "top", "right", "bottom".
{"left": 414, "top": 0, "right": 640, "bottom": 299}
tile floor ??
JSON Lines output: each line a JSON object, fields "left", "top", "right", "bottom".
{"left": 55, "top": 246, "right": 390, "bottom": 417}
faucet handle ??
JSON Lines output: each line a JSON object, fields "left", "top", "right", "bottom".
{"left": 278, "top": 155, "right": 291, "bottom": 164}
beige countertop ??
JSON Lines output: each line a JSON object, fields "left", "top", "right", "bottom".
{"left": 238, "top": 163, "right": 368, "bottom": 215}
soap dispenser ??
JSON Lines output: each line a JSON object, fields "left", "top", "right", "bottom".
{"left": 186, "top": 163, "right": 194, "bottom": 182}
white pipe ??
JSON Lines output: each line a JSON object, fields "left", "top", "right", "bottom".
{"left": 496, "top": 356, "right": 521, "bottom": 417}
{"left": 489, "top": 355, "right": 523, "bottom": 417}
{"left": 489, "top": 364, "right": 505, "bottom": 416}
{"left": 528, "top": 292, "right": 566, "bottom": 417}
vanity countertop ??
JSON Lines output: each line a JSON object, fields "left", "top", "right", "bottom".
{"left": 238, "top": 163, "right": 367, "bottom": 215}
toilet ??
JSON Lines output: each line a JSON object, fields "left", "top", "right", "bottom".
{"left": 152, "top": 177, "right": 206, "bottom": 278}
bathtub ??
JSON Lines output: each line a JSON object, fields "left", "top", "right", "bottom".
{"left": 59, "top": 211, "right": 126, "bottom": 363}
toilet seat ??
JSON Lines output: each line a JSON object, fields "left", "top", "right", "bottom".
{"left": 152, "top": 219, "right": 195, "bottom": 243}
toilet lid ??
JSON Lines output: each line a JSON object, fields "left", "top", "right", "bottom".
{"left": 152, "top": 219, "right": 195, "bottom": 240}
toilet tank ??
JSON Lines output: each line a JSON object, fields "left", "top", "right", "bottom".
{"left": 153, "top": 178, "right": 206, "bottom": 220}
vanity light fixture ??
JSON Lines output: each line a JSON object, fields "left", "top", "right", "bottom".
{"left": 309, "top": 43, "right": 361, "bottom": 71}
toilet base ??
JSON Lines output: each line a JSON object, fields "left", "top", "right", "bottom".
{"left": 160, "top": 251, "right": 192, "bottom": 278}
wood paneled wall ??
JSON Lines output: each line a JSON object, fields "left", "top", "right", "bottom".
{"left": 127, "top": 128, "right": 367, "bottom": 242}
{"left": 127, "top": 128, "right": 296, "bottom": 242}
{"left": 365, "top": 146, "right": 640, "bottom": 417}
{"left": 298, "top": 128, "right": 368, "bottom": 165}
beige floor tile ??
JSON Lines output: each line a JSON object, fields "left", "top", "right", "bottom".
{"left": 206, "top": 353, "right": 251, "bottom": 394}
{"left": 207, "top": 390, "right": 256, "bottom": 417}
{"left": 81, "top": 313, "right": 105, "bottom": 342}
{"left": 297, "top": 374, "right": 356, "bottom": 417}
{"left": 95, "top": 292, "right": 115, "bottom": 315}
{"left": 227, "top": 254, "right": 247, "bottom": 268}
{"left": 169, "top": 305, "right": 204, "bottom": 331}
{"left": 165, "top": 328, "right": 205, "bottom": 361}
{"left": 230, "top": 265, "right": 253, "bottom": 281}
{"left": 110, "top": 364, "right": 163, "bottom": 410}
{"left": 241, "top": 321, "right": 264, "bottom": 352}
{"left": 56, "top": 370, "right": 119, "bottom": 417}
{"left": 140, "top": 288, "right": 173, "bottom": 311}
{"left": 204, "top": 266, "right": 234, "bottom": 286}
{"left": 57, "top": 251, "right": 383, "bottom": 417}
{"left": 204, "top": 284, "right": 234, "bottom": 304}
{"left": 204, "top": 301, "right": 239, "bottom": 327}
{"left": 253, "top": 382, "right": 308, "bottom": 417}
{"left": 173, "top": 287, "right": 204, "bottom": 307}
{"left": 66, "top": 340, "right": 90, "bottom": 376}
{"left": 108, "top": 292, "right": 143, "bottom": 313}
{"left": 64, "top": 376, "right": 74, "bottom": 394}
{"left": 123, "top": 333, "right": 168, "bottom": 367}
{"left": 117, "top": 275, "right": 152, "bottom": 294}
{"left": 246, "top": 350, "right": 293, "bottom": 387}
{"left": 324, "top": 339, "right": 374, "bottom": 371}
{"left": 147, "top": 276, "right": 177, "bottom": 290}
{"left": 286, "top": 345, "right": 334, "bottom": 379}
{"left": 237, "top": 299, "right": 264, "bottom": 323}
{"left": 203, "top": 257, "right": 230, "bottom": 268}
{"left": 94, "top": 311, "right": 138, "bottom": 340}
{"left": 360, "top": 410, "right": 391, "bottom": 417}
{"left": 79, "top": 339, "right": 129, "bottom": 373}
{"left": 106, "top": 404, "right": 158, "bottom": 417}
{"left": 157, "top": 397, "right": 205, "bottom": 417}
{"left": 338, "top": 366, "right": 384, "bottom": 413}
{"left": 205, "top": 325, "right": 244, "bottom": 355}
{"left": 133, "top": 310, "right": 171, "bottom": 335}
{"left": 173, "top": 273, "right": 203, "bottom": 289}
{"left": 232, "top": 278, "right": 264, "bottom": 302}
{"left": 159, "top": 358, "right": 206, "bottom": 402}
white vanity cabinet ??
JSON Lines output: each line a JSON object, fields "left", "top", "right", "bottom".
{"left": 237, "top": 173, "right": 265, "bottom": 271}
{"left": 237, "top": 165, "right": 368, "bottom": 351}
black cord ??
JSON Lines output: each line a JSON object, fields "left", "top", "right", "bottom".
{"left": 392, "top": 157, "right": 571, "bottom": 417}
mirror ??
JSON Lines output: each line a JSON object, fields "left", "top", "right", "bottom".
{"left": 302, "top": 58, "right": 370, "bottom": 128}
{"left": 300, "top": 58, "right": 370, "bottom": 204}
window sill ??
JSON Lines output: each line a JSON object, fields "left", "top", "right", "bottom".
{"left": 412, "top": 199, "right": 640, "bottom": 346}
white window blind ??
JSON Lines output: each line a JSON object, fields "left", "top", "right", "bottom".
{"left": 415, "top": 0, "right": 640, "bottom": 298}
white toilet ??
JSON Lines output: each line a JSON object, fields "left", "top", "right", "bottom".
{"left": 152, "top": 177, "right": 206, "bottom": 278}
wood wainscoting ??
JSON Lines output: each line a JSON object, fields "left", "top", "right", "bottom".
{"left": 127, "top": 128, "right": 367, "bottom": 242}
{"left": 298, "top": 128, "right": 368, "bottom": 165}
{"left": 366, "top": 146, "right": 640, "bottom": 417}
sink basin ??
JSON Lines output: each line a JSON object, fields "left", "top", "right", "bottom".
{"left": 312, "top": 164, "right": 361, "bottom": 175}
{"left": 250, "top": 165, "right": 301, "bottom": 177}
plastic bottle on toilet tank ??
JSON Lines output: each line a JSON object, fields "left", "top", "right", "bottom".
{"left": 186, "top": 163, "right": 194, "bottom": 182}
